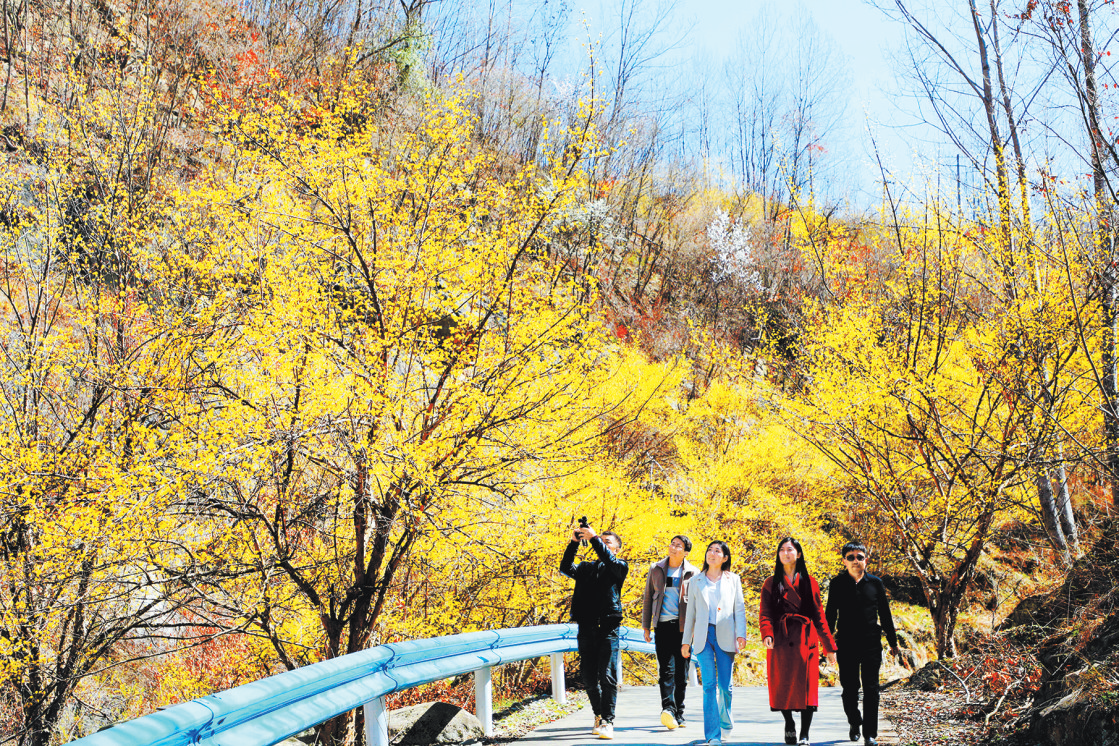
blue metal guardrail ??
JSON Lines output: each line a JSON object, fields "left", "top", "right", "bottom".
{"left": 69, "top": 624, "right": 657, "bottom": 746}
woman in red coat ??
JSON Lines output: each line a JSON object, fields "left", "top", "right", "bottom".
{"left": 759, "top": 537, "right": 837, "bottom": 746}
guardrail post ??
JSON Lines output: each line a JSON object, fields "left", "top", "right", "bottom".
{"left": 550, "top": 652, "right": 566, "bottom": 704}
{"left": 474, "top": 666, "right": 493, "bottom": 737}
{"left": 364, "top": 696, "right": 389, "bottom": 746}
{"left": 616, "top": 650, "right": 623, "bottom": 688}
{"left": 689, "top": 659, "right": 698, "bottom": 686}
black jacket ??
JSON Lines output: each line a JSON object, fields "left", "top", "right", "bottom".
{"left": 825, "top": 571, "right": 898, "bottom": 649}
{"left": 559, "top": 536, "right": 629, "bottom": 624}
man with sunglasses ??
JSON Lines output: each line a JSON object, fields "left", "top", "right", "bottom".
{"left": 825, "top": 542, "right": 900, "bottom": 746}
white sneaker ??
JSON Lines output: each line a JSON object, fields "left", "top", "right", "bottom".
{"left": 660, "top": 710, "right": 678, "bottom": 730}
{"left": 598, "top": 722, "right": 614, "bottom": 739}
{"left": 591, "top": 715, "right": 601, "bottom": 735}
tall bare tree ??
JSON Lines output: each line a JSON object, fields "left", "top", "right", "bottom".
{"left": 1037, "top": 0, "right": 1119, "bottom": 509}
{"left": 722, "top": 9, "right": 784, "bottom": 208}
{"left": 875, "top": 0, "right": 1083, "bottom": 558}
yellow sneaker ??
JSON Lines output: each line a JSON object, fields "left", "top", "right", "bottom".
{"left": 661, "top": 710, "right": 678, "bottom": 730}
{"left": 591, "top": 715, "right": 601, "bottom": 736}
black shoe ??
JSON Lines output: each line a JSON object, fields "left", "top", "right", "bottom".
{"left": 865, "top": 738, "right": 878, "bottom": 746}
{"left": 849, "top": 725, "right": 860, "bottom": 741}
{"left": 784, "top": 727, "right": 796, "bottom": 745}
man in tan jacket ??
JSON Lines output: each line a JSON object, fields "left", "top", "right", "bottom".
{"left": 641, "top": 535, "right": 698, "bottom": 731}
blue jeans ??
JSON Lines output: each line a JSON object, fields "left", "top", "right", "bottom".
{"left": 695, "top": 624, "right": 734, "bottom": 742}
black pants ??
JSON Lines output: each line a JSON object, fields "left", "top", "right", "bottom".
{"left": 838, "top": 640, "right": 883, "bottom": 738}
{"left": 654, "top": 620, "right": 687, "bottom": 718}
{"left": 577, "top": 618, "right": 621, "bottom": 722}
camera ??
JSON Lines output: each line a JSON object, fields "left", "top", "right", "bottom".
{"left": 577, "top": 516, "right": 590, "bottom": 546}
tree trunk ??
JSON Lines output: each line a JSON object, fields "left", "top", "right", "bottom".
{"left": 354, "top": 707, "right": 367, "bottom": 746}
{"left": 309, "top": 474, "right": 408, "bottom": 746}
{"left": 396, "top": 0, "right": 426, "bottom": 91}
{"left": 1076, "top": 0, "right": 1119, "bottom": 507}
{"left": 17, "top": 663, "right": 59, "bottom": 746}
{"left": 931, "top": 599, "right": 959, "bottom": 659}
{"left": 968, "top": 0, "right": 1013, "bottom": 268}
{"left": 316, "top": 709, "right": 355, "bottom": 746}
{"left": 1052, "top": 457, "right": 1080, "bottom": 557}
{"left": 1036, "top": 470, "right": 1070, "bottom": 562}
{"left": 20, "top": 728, "right": 51, "bottom": 746}
{"left": 19, "top": 684, "right": 65, "bottom": 746}
{"left": 913, "top": 514, "right": 994, "bottom": 659}
{"left": 315, "top": 621, "right": 352, "bottom": 744}
{"left": 993, "top": 0, "right": 1081, "bottom": 548}
{"left": 1104, "top": 270, "right": 1119, "bottom": 507}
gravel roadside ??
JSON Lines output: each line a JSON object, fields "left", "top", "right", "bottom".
{"left": 485, "top": 691, "right": 588, "bottom": 743}
{"left": 880, "top": 684, "right": 986, "bottom": 746}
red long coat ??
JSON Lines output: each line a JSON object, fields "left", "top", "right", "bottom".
{"left": 759, "top": 574, "right": 837, "bottom": 711}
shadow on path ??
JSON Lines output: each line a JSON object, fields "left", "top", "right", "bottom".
{"left": 507, "top": 686, "right": 896, "bottom": 745}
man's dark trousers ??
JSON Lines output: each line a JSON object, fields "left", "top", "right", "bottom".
{"left": 838, "top": 637, "right": 882, "bottom": 738}
{"left": 654, "top": 620, "right": 687, "bottom": 718}
{"left": 577, "top": 618, "right": 621, "bottom": 722}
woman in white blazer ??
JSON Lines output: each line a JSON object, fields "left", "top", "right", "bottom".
{"left": 681, "top": 540, "right": 747, "bottom": 746}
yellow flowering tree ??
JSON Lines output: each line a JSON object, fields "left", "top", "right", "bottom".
{"left": 0, "top": 137, "right": 218, "bottom": 742}
{"left": 166, "top": 83, "right": 618, "bottom": 743}
{"left": 789, "top": 217, "right": 1076, "bottom": 656}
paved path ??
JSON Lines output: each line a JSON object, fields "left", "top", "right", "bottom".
{"left": 508, "top": 686, "right": 897, "bottom": 745}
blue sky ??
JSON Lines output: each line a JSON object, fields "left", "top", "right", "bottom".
{"left": 425, "top": 0, "right": 1102, "bottom": 205}
{"left": 569, "top": 0, "right": 919, "bottom": 203}
{"left": 686, "top": 0, "right": 911, "bottom": 189}
{"left": 676, "top": 0, "right": 898, "bottom": 100}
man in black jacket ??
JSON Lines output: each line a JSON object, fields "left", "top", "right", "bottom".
{"left": 560, "top": 523, "right": 628, "bottom": 740}
{"left": 825, "top": 542, "right": 901, "bottom": 746}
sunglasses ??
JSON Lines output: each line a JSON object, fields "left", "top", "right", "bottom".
{"left": 845, "top": 554, "right": 866, "bottom": 561}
